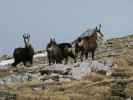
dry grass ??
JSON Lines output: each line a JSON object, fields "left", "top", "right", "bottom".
{"left": 126, "top": 83, "right": 133, "bottom": 97}
{"left": 82, "top": 72, "right": 105, "bottom": 82}
{"left": 0, "top": 78, "right": 111, "bottom": 100}
{"left": 14, "top": 81, "right": 110, "bottom": 100}
{"left": 1, "top": 35, "right": 133, "bottom": 100}
{"left": 0, "top": 79, "right": 116, "bottom": 98}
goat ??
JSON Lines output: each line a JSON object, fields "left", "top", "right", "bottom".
{"left": 46, "top": 38, "right": 76, "bottom": 65}
{"left": 12, "top": 33, "right": 34, "bottom": 66}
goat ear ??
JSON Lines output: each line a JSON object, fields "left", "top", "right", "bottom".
{"left": 27, "top": 33, "right": 30, "bottom": 41}
{"left": 28, "top": 33, "right": 30, "bottom": 38}
{"left": 95, "top": 26, "right": 98, "bottom": 31}
{"left": 23, "top": 34, "right": 27, "bottom": 46}
{"left": 23, "top": 34, "right": 25, "bottom": 39}
{"left": 99, "top": 24, "right": 102, "bottom": 30}
{"left": 27, "top": 33, "right": 30, "bottom": 38}
{"left": 23, "top": 33, "right": 28, "bottom": 38}
{"left": 53, "top": 38, "right": 55, "bottom": 42}
{"left": 50, "top": 37, "right": 52, "bottom": 41}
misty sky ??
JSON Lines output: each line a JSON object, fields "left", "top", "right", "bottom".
{"left": 0, "top": 0, "right": 133, "bottom": 54}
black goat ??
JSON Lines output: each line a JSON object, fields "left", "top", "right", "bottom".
{"left": 46, "top": 38, "right": 76, "bottom": 65}
{"left": 12, "top": 33, "right": 34, "bottom": 66}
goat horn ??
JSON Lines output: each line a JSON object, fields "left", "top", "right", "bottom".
{"left": 29, "top": 34, "right": 30, "bottom": 37}
{"left": 23, "top": 34, "right": 25, "bottom": 38}
{"left": 99, "top": 24, "right": 102, "bottom": 29}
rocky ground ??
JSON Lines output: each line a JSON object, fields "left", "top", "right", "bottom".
{"left": 0, "top": 34, "right": 133, "bottom": 100}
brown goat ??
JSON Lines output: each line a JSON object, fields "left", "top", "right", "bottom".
{"left": 73, "top": 24, "right": 104, "bottom": 61}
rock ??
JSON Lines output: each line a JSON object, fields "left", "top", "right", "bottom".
{"left": 50, "top": 73, "right": 60, "bottom": 81}
{"left": 103, "top": 58, "right": 113, "bottom": 67}
{"left": 40, "top": 75, "right": 50, "bottom": 81}
{"left": 0, "top": 59, "right": 14, "bottom": 68}
{"left": 90, "top": 61, "right": 112, "bottom": 75}
{"left": 40, "top": 73, "right": 60, "bottom": 81}
{"left": 40, "top": 64, "right": 72, "bottom": 76}
{"left": 0, "top": 54, "right": 12, "bottom": 60}
{"left": 0, "top": 53, "right": 114, "bottom": 85}
{"left": 0, "top": 72, "right": 40, "bottom": 84}
{"left": 0, "top": 91, "right": 16, "bottom": 100}
{"left": 44, "top": 79, "right": 55, "bottom": 83}
{"left": 72, "top": 62, "right": 91, "bottom": 80}
{"left": 39, "top": 70, "right": 51, "bottom": 75}
{"left": 59, "top": 78, "right": 71, "bottom": 82}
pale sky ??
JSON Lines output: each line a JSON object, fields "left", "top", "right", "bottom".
{"left": 0, "top": 0, "right": 133, "bottom": 54}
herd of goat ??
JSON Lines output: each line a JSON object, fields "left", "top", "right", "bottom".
{"left": 11, "top": 24, "right": 104, "bottom": 66}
